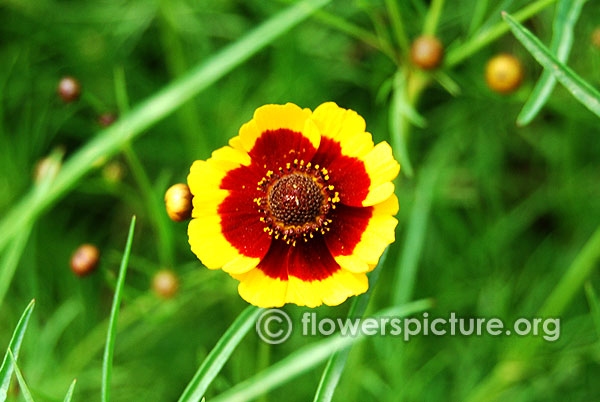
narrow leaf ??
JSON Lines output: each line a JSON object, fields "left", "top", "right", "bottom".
{"left": 8, "top": 350, "right": 34, "bottom": 402}
{"left": 390, "top": 70, "right": 418, "bottom": 177}
{"left": 211, "top": 299, "right": 434, "bottom": 402}
{"left": 392, "top": 166, "right": 438, "bottom": 306}
{"left": 0, "top": 299, "right": 35, "bottom": 402}
{"left": 313, "top": 249, "right": 388, "bottom": 402}
{"left": 63, "top": 379, "right": 77, "bottom": 402}
{"left": 178, "top": 306, "right": 262, "bottom": 402}
{"left": 502, "top": 11, "right": 600, "bottom": 118}
{"left": 101, "top": 216, "right": 136, "bottom": 402}
{"left": 517, "top": 0, "right": 587, "bottom": 125}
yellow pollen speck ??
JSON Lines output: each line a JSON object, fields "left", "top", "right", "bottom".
{"left": 324, "top": 175, "right": 329, "bottom": 180}
{"left": 328, "top": 185, "right": 334, "bottom": 190}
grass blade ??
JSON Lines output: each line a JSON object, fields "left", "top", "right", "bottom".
{"left": 101, "top": 216, "right": 136, "bottom": 402}
{"left": 502, "top": 11, "right": 600, "bottom": 118}
{"left": 211, "top": 299, "right": 433, "bottom": 402}
{"left": 517, "top": 0, "right": 587, "bottom": 125}
{"left": 178, "top": 306, "right": 262, "bottom": 402}
{"left": 63, "top": 379, "right": 77, "bottom": 402}
{"left": 392, "top": 167, "right": 437, "bottom": 306}
{"left": 0, "top": 299, "right": 35, "bottom": 402}
{"left": 313, "top": 249, "right": 388, "bottom": 402}
{"left": 446, "top": 0, "right": 557, "bottom": 67}
{"left": 8, "top": 351, "right": 34, "bottom": 402}
{"left": 538, "top": 225, "right": 600, "bottom": 317}
{"left": 0, "top": 0, "right": 331, "bottom": 254}
{"left": 0, "top": 149, "right": 62, "bottom": 307}
{"left": 0, "top": 226, "right": 33, "bottom": 308}
{"left": 389, "top": 70, "right": 417, "bottom": 177}
{"left": 584, "top": 282, "right": 600, "bottom": 339}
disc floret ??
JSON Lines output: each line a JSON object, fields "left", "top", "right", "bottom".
{"left": 254, "top": 159, "right": 339, "bottom": 245}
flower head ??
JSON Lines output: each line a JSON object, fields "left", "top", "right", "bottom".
{"left": 187, "top": 102, "right": 400, "bottom": 307}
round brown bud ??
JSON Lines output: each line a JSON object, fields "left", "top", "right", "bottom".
{"left": 70, "top": 244, "right": 100, "bottom": 276}
{"left": 152, "top": 270, "right": 179, "bottom": 299}
{"left": 592, "top": 28, "right": 600, "bottom": 49}
{"left": 98, "top": 112, "right": 117, "bottom": 127}
{"left": 165, "top": 183, "right": 192, "bottom": 222}
{"left": 485, "top": 54, "right": 523, "bottom": 94}
{"left": 411, "top": 36, "right": 444, "bottom": 70}
{"left": 57, "top": 76, "right": 81, "bottom": 103}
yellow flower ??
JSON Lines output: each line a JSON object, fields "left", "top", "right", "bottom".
{"left": 187, "top": 102, "right": 400, "bottom": 307}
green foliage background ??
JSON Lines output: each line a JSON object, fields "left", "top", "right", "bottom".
{"left": 1, "top": 0, "right": 600, "bottom": 400}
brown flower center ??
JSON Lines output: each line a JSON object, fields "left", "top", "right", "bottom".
{"left": 268, "top": 174, "right": 324, "bottom": 226}
{"left": 254, "top": 160, "right": 340, "bottom": 246}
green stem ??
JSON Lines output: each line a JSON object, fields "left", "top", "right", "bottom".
{"left": 114, "top": 67, "right": 174, "bottom": 267}
{"left": 311, "top": 10, "right": 397, "bottom": 62}
{"left": 446, "top": 0, "right": 558, "bottom": 67}
{"left": 423, "top": 0, "right": 446, "bottom": 36}
{"left": 385, "top": 0, "right": 410, "bottom": 52}
{"left": 158, "top": 2, "right": 207, "bottom": 154}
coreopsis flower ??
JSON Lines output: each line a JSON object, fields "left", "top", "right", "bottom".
{"left": 187, "top": 102, "right": 400, "bottom": 307}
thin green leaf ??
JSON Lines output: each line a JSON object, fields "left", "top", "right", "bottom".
{"left": 517, "top": 0, "right": 588, "bottom": 125}
{"left": 0, "top": 0, "right": 331, "bottom": 254}
{"left": 392, "top": 166, "right": 438, "bottom": 306}
{"left": 390, "top": 70, "right": 424, "bottom": 177}
{"left": 101, "top": 216, "right": 136, "bottom": 402}
{"left": 539, "top": 225, "right": 600, "bottom": 317}
{"left": 423, "top": 0, "right": 445, "bottom": 35}
{"left": 432, "top": 71, "right": 461, "bottom": 96}
{"left": 63, "top": 379, "right": 77, "bottom": 402}
{"left": 584, "top": 282, "right": 600, "bottom": 339}
{"left": 0, "top": 149, "right": 62, "bottom": 306}
{"left": 8, "top": 350, "right": 34, "bottom": 402}
{"left": 313, "top": 249, "right": 388, "bottom": 402}
{"left": 467, "top": 0, "right": 489, "bottom": 36}
{"left": 446, "top": 0, "right": 557, "bottom": 67}
{"left": 211, "top": 299, "right": 434, "bottom": 402}
{"left": 0, "top": 299, "right": 35, "bottom": 402}
{"left": 178, "top": 306, "right": 262, "bottom": 402}
{"left": 385, "top": 0, "right": 410, "bottom": 52}
{"left": 503, "top": 11, "right": 600, "bottom": 118}
{"left": 0, "top": 226, "right": 32, "bottom": 308}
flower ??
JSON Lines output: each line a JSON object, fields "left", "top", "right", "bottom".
{"left": 187, "top": 102, "right": 400, "bottom": 307}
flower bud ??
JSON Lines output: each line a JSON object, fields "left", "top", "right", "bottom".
{"left": 152, "top": 270, "right": 179, "bottom": 299}
{"left": 165, "top": 183, "right": 192, "bottom": 222}
{"left": 57, "top": 76, "right": 81, "bottom": 103}
{"left": 485, "top": 54, "right": 523, "bottom": 94}
{"left": 70, "top": 244, "right": 100, "bottom": 276}
{"left": 411, "top": 35, "right": 444, "bottom": 70}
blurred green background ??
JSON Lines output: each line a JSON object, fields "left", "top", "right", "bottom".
{"left": 1, "top": 0, "right": 600, "bottom": 401}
